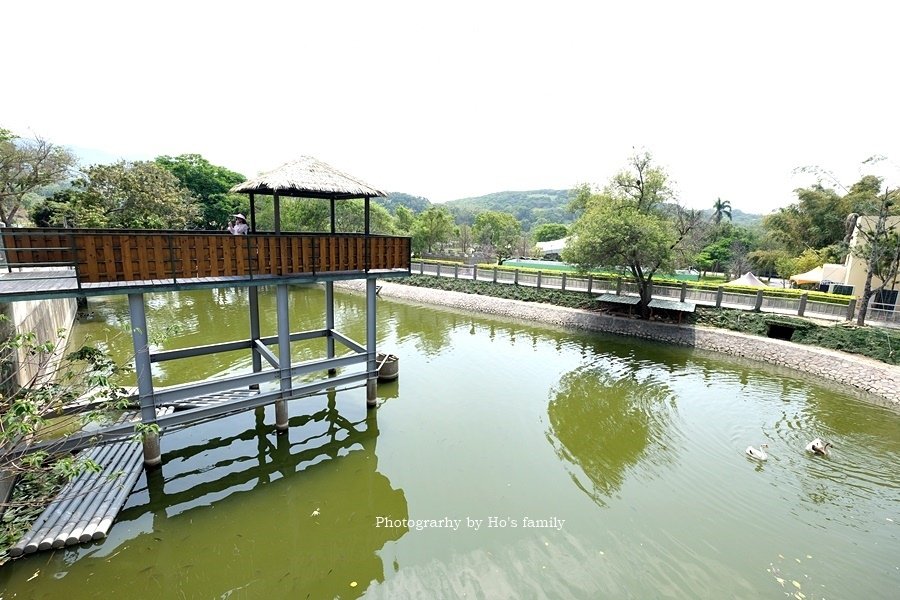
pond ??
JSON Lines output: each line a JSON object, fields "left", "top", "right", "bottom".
{"left": 1, "top": 285, "right": 898, "bottom": 598}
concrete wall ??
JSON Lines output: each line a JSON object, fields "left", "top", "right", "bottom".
{"left": 0, "top": 297, "right": 76, "bottom": 507}
{"left": 1, "top": 297, "right": 77, "bottom": 392}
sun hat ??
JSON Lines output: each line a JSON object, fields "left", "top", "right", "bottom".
{"left": 233, "top": 214, "right": 246, "bottom": 221}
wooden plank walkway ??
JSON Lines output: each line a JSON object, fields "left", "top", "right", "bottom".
{"left": 8, "top": 407, "right": 174, "bottom": 557}
{"left": 0, "top": 268, "right": 410, "bottom": 302}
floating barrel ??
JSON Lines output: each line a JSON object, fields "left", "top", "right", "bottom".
{"left": 376, "top": 352, "right": 399, "bottom": 381}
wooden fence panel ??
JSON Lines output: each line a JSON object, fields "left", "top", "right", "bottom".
{"left": 2, "top": 229, "right": 409, "bottom": 283}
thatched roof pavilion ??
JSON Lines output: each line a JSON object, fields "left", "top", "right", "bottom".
{"left": 230, "top": 156, "right": 387, "bottom": 234}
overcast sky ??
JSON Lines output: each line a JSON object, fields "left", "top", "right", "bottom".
{"left": 4, "top": 1, "right": 898, "bottom": 214}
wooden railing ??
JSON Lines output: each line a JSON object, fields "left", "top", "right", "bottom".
{"left": 1, "top": 228, "right": 411, "bottom": 285}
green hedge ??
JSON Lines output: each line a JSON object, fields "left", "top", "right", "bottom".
{"left": 414, "top": 259, "right": 851, "bottom": 306}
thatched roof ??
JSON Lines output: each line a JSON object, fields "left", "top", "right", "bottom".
{"left": 230, "top": 156, "right": 386, "bottom": 199}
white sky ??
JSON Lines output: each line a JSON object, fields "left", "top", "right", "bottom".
{"left": 3, "top": 0, "right": 899, "bottom": 214}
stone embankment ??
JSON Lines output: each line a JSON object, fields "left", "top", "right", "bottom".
{"left": 342, "top": 280, "right": 900, "bottom": 407}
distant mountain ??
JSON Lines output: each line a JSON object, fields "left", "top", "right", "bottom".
{"left": 67, "top": 144, "right": 148, "bottom": 169}
{"left": 380, "top": 192, "right": 432, "bottom": 214}
{"left": 697, "top": 208, "right": 764, "bottom": 228}
{"left": 441, "top": 189, "right": 573, "bottom": 231}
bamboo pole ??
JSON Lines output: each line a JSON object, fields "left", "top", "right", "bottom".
{"left": 40, "top": 442, "right": 132, "bottom": 550}
{"left": 64, "top": 442, "right": 138, "bottom": 545}
{"left": 91, "top": 444, "right": 147, "bottom": 539}
{"left": 75, "top": 442, "right": 141, "bottom": 543}
{"left": 11, "top": 443, "right": 117, "bottom": 556}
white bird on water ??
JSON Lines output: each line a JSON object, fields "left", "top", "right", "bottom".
{"left": 805, "top": 438, "right": 832, "bottom": 456}
{"left": 746, "top": 443, "right": 768, "bottom": 461}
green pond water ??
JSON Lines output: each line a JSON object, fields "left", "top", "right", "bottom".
{"left": 1, "top": 285, "right": 898, "bottom": 598}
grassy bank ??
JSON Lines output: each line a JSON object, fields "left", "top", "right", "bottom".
{"left": 397, "top": 275, "right": 900, "bottom": 366}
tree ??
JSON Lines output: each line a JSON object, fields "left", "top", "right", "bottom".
{"left": 712, "top": 197, "right": 732, "bottom": 224}
{"left": 254, "top": 197, "right": 396, "bottom": 234}
{"left": 0, "top": 316, "right": 132, "bottom": 553}
{"left": 379, "top": 192, "right": 431, "bottom": 215}
{"left": 695, "top": 223, "right": 756, "bottom": 277}
{"left": 763, "top": 181, "right": 871, "bottom": 255}
{"left": 531, "top": 223, "right": 568, "bottom": 242}
{"left": 154, "top": 154, "right": 246, "bottom": 229}
{"left": 852, "top": 186, "right": 900, "bottom": 326}
{"left": 472, "top": 210, "right": 521, "bottom": 264}
{"left": 563, "top": 152, "right": 699, "bottom": 316}
{"left": 0, "top": 128, "right": 77, "bottom": 226}
{"left": 394, "top": 205, "right": 415, "bottom": 234}
{"left": 456, "top": 223, "right": 473, "bottom": 257}
{"left": 411, "top": 206, "right": 455, "bottom": 254}
{"left": 65, "top": 161, "right": 200, "bottom": 229}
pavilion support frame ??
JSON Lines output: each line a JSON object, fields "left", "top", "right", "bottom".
{"left": 107, "top": 276, "right": 379, "bottom": 467}
{"left": 366, "top": 277, "right": 377, "bottom": 407}
{"left": 326, "top": 282, "right": 336, "bottom": 375}
{"left": 128, "top": 293, "right": 161, "bottom": 467}
{"left": 275, "top": 283, "right": 290, "bottom": 431}
{"left": 249, "top": 288, "right": 262, "bottom": 389}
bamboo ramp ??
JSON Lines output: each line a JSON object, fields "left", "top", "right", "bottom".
{"left": 8, "top": 407, "right": 173, "bottom": 557}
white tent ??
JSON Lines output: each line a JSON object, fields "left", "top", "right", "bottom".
{"left": 789, "top": 263, "right": 846, "bottom": 285}
{"left": 536, "top": 237, "right": 568, "bottom": 256}
{"left": 727, "top": 272, "right": 767, "bottom": 287}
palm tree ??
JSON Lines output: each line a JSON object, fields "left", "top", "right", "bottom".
{"left": 712, "top": 197, "right": 732, "bottom": 224}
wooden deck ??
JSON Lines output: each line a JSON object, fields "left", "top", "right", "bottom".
{"left": 0, "top": 228, "right": 411, "bottom": 300}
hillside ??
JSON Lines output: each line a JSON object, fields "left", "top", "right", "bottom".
{"left": 697, "top": 208, "right": 764, "bottom": 228}
{"left": 380, "top": 192, "right": 432, "bottom": 214}
{"left": 441, "top": 189, "right": 573, "bottom": 230}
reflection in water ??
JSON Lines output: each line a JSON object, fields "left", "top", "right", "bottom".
{"left": 70, "top": 286, "right": 457, "bottom": 387}
{"left": 546, "top": 356, "right": 677, "bottom": 505}
{"left": 3, "top": 287, "right": 898, "bottom": 599}
{"left": 1, "top": 390, "right": 408, "bottom": 599}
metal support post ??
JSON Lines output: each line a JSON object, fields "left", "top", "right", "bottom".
{"left": 128, "top": 293, "right": 160, "bottom": 467}
{"left": 275, "top": 284, "right": 290, "bottom": 431}
{"left": 680, "top": 282, "right": 687, "bottom": 302}
{"left": 366, "top": 278, "right": 377, "bottom": 407}
{"left": 326, "top": 281, "right": 336, "bottom": 375}
{"left": 249, "top": 287, "right": 261, "bottom": 389}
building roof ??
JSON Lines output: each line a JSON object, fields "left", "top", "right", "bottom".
{"left": 230, "top": 156, "right": 386, "bottom": 199}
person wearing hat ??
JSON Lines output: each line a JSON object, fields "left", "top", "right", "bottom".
{"left": 228, "top": 214, "right": 248, "bottom": 235}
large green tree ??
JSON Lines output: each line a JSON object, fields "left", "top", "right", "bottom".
{"left": 411, "top": 206, "right": 455, "bottom": 254}
{"left": 763, "top": 179, "right": 875, "bottom": 256}
{"left": 0, "top": 128, "right": 77, "bottom": 226}
{"left": 66, "top": 161, "right": 200, "bottom": 229}
{"left": 531, "top": 223, "right": 568, "bottom": 242}
{"left": 472, "top": 210, "right": 521, "bottom": 264}
{"left": 563, "top": 152, "right": 699, "bottom": 316}
{"left": 154, "top": 154, "right": 246, "bottom": 229}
